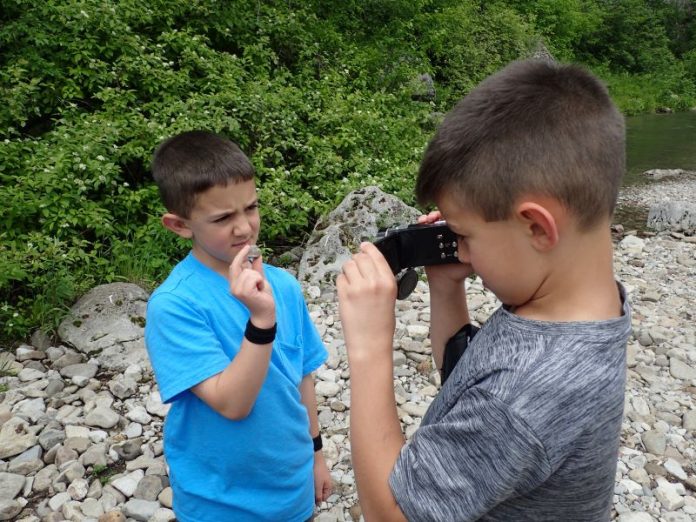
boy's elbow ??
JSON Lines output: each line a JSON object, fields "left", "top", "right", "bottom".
{"left": 360, "top": 488, "right": 408, "bottom": 522}
{"left": 221, "top": 404, "right": 252, "bottom": 420}
{"left": 207, "top": 389, "right": 255, "bottom": 420}
{"left": 363, "top": 504, "right": 408, "bottom": 522}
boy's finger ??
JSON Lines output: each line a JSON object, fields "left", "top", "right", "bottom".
{"left": 250, "top": 251, "right": 266, "bottom": 277}
{"left": 359, "top": 242, "right": 393, "bottom": 276}
{"left": 233, "top": 270, "right": 266, "bottom": 299}
{"left": 340, "top": 258, "right": 361, "bottom": 284}
{"left": 351, "top": 250, "right": 379, "bottom": 281}
{"left": 417, "top": 210, "right": 442, "bottom": 224}
{"left": 229, "top": 245, "right": 251, "bottom": 279}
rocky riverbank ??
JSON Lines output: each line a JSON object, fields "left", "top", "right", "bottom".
{"left": 0, "top": 178, "right": 695, "bottom": 522}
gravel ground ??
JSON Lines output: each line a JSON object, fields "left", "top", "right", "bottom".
{"left": 0, "top": 174, "right": 694, "bottom": 522}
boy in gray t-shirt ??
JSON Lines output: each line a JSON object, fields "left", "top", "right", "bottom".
{"left": 337, "top": 59, "right": 631, "bottom": 520}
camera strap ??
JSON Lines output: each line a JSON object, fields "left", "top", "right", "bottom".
{"left": 441, "top": 323, "right": 479, "bottom": 384}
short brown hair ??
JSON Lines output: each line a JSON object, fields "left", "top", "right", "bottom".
{"left": 416, "top": 59, "right": 625, "bottom": 230}
{"left": 151, "top": 131, "right": 255, "bottom": 217}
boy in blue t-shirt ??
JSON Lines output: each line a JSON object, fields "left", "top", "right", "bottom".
{"left": 144, "top": 130, "right": 332, "bottom": 522}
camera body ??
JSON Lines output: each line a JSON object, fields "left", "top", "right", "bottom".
{"left": 374, "top": 221, "right": 460, "bottom": 274}
{"left": 373, "top": 221, "right": 460, "bottom": 298}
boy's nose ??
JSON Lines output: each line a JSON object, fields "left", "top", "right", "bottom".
{"left": 233, "top": 217, "right": 252, "bottom": 236}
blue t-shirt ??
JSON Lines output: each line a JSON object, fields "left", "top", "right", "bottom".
{"left": 145, "top": 253, "right": 327, "bottom": 522}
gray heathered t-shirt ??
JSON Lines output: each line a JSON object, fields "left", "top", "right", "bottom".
{"left": 389, "top": 285, "right": 631, "bottom": 521}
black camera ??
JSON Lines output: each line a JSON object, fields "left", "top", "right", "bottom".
{"left": 373, "top": 221, "right": 460, "bottom": 299}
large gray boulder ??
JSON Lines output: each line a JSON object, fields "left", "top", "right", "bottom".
{"left": 298, "top": 186, "right": 421, "bottom": 293}
{"left": 647, "top": 201, "right": 696, "bottom": 235}
{"left": 58, "top": 283, "right": 150, "bottom": 371}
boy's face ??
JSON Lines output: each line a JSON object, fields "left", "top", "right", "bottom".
{"left": 437, "top": 192, "right": 543, "bottom": 307}
{"left": 182, "top": 179, "right": 260, "bottom": 276}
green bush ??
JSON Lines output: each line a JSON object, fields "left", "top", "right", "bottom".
{"left": 1, "top": 0, "right": 695, "bottom": 344}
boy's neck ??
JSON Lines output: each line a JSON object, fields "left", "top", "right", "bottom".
{"left": 514, "top": 224, "right": 622, "bottom": 322}
{"left": 191, "top": 248, "right": 231, "bottom": 281}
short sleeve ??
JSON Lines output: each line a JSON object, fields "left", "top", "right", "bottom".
{"left": 145, "top": 292, "right": 231, "bottom": 403}
{"left": 389, "top": 388, "right": 552, "bottom": 521}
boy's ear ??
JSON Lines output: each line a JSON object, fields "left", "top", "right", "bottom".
{"left": 162, "top": 213, "right": 193, "bottom": 239}
{"left": 515, "top": 201, "right": 559, "bottom": 251}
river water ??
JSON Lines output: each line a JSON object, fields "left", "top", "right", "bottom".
{"left": 613, "top": 110, "right": 696, "bottom": 231}
{"left": 625, "top": 110, "right": 696, "bottom": 185}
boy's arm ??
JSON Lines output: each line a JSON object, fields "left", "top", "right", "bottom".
{"left": 426, "top": 264, "right": 472, "bottom": 372}
{"left": 299, "top": 374, "right": 333, "bottom": 504}
{"left": 337, "top": 242, "right": 408, "bottom": 522}
{"left": 192, "top": 332, "right": 273, "bottom": 420}
{"left": 192, "top": 246, "right": 276, "bottom": 420}
{"left": 418, "top": 210, "right": 473, "bottom": 372}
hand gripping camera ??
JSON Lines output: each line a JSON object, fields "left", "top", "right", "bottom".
{"left": 373, "top": 221, "right": 460, "bottom": 299}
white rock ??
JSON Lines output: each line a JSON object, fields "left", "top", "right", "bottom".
{"left": 124, "top": 422, "right": 143, "bottom": 439}
{"left": 617, "top": 512, "right": 656, "bottom": 522}
{"left": 663, "top": 458, "right": 688, "bottom": 480}
{"left": 126, "top": 406, "right": 152, "bottom": 424}
{"left": 80, "top": 497, "right": 104, "bottom": 517}
{"left": 149, "top": 507, "right": 177, "bottom": 522}
{"left": 684, "top": 409, "right": 696, "bottom": 431}
{"left": 393, "top": 351, "right": 407, "bottom": 366}
{"left": 111, "top": 470, "right": 145, "bottom": 498}
{"left": 670, "top": 358, "right": 696, "bottom": 380}
{"left": 0, "top": 418, "right": 38, "bottom": 460}
{"left": 315, "top": 381, "right": 341, "bottom": 397}
{"left": 145, "top": 392, "right": 170, "bottom": 417}
{"left": 84, "top": 406, "right": 120, "bottom": 429}
{"left": 631, "top": 396, "right": 651, "bottom": 417}
{"left": 17, "top": 368, "right": 45, "bottom": 382}
{"left": 406, "top": 324, "right": 430, "bottom": 339}
{"left": 654, "top": 480, "right": 685, "bottom": 510}
{"left": 82, "top": 435, "right": 106, "bottom": 451}
{"left": 661, "top": 511, "right": 691, "bottom": 522}
{"left": 619, "top": 235, "right": 645, "bottom": 254}
{"left": 47, "top": 491, "right": 71, "bottom": 512}
{"left": 400, "top": 402, "right": 428, "bottom": 418}
{"left": 619, "top": 478, "right": 643, "bottom": 495}
{"left": 67, "top": 478, "right": 89, "bottom": 500}
{"left": 65, "top": 425, "right": 90, "bottom": 439}
{"left": 316, "top": 369, "right": 338, "bottom": 383}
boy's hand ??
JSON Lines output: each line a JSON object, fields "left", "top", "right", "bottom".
{"left": 313, "top": 452, "right": 333, "bottom": 505}
{"left": 417, "top": 210, "right": 474, "bottom": 287}
{"left": 229, "top": 245, "right": 275, "bottom": 327}
{"left": 417, "top": 209, "right": 444, "bottom": 226}
{"left": 337, "top": 242, "right": 397, "bottom": 361}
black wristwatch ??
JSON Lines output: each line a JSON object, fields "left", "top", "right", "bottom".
{"left": 312, "top": 434, "right": 322, "bottom": 452}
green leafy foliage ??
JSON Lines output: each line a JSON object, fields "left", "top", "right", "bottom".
{"left": 1, "top": 0, "right": 695, "bottom": 343}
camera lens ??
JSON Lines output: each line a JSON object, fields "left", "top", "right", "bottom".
{"left": 396, "top": 269, "right": 419, "bottom": 300}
